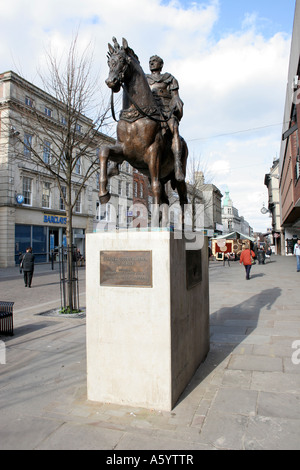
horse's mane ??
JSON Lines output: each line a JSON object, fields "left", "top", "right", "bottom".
{"left": 126, "top": 47, "right": 140, "bottom": 64}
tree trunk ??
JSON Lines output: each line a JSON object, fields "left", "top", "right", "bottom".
{"left": 66, "top": 190, "right": 73, "bottom": 311}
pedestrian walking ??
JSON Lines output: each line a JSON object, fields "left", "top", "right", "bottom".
{"left": 21, "top": 247, "right": 35, "bottom": 288}
{"left": 294, "top": 239, "right": 300, "bottom": 272}
{"left": 239, "top": 245, "right": 256, "bottom": 280}
{"left": 223, "top": 253, "right": 231, "bottom": 267}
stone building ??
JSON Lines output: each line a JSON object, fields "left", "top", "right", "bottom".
{"left": 0, "top": 70, "right": 132, "bottom": 267}
{"left": 278, "top": 0, "right": 300, "bottom": 255}
{"left": 222, "top": 190, "right": 253, "bottom": 236}
{"left": 194, "top": 172, "right": 223, "bottom": 237}
{"left": 264, "top": 158, "right": 282, "bottom": 254}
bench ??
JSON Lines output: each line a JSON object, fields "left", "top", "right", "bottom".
{"left": 0, "top": 302, "right": 14, "bottom": 336}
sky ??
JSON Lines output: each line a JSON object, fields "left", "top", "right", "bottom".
{"left": 0, "top": 0, "right": 297, "bottom": 232}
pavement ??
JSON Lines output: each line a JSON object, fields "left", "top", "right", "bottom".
{"left": 0, "top": 255, "right": 300, "bottom": 451}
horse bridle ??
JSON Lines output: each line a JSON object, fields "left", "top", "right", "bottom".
{"left": 110, "top": 82, "right": 172, "bottom": 124}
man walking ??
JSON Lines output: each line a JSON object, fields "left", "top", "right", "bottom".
{"left": 294, "top": 239, "right": 300, "bottom": 272}
{"left": 22, "top": 247, "right": 35, "bottom": 288}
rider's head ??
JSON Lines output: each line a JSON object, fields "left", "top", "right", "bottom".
{"left": 149, "top": 55, "right": 164, "bottom": 72}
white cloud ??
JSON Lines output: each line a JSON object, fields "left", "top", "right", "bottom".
{"left": 0, "top": 0, "right": 292, "bottom": 232}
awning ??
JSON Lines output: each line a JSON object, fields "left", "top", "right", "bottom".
{"left": 213, "top": 231, "right": 255, "bottom": 242}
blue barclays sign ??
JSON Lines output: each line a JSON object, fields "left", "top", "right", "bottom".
{"left": 43, "top": 214, "right": 67, "bottom": 225}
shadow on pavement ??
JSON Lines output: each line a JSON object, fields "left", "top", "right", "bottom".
{"left": 176, "top": 287, "right": 282, "bottom": 405}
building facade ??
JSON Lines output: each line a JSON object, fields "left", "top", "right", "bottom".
{"left": 279, "top": 0, "right": 300, "bottom": 255}
{"left": 264, "top": 159, "right": 282, "bottom": 254}
{"left": 222, "top": 190, "right": 253, "bottom": 236}
{"left": 197, "top": 173, "right": 223, "bottom": 237}
{"left": 0, "top": 71, "right": 132, "bottom": 267}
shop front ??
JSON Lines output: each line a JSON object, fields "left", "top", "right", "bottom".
{"left": 15, "top": 209, "right": 86, "bottom": 264}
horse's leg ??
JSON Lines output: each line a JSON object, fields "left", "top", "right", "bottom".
{"left": 98, "top": 143, "right": 123, "bottom": 204}
{"left": 146, "top": 143, "right": 162, "bottom": 227}
{"left": 169, "top": 119, "right": 184, "bottom": 182}
{"left": 160, "top": 181, "right": 170, "bottom": 227}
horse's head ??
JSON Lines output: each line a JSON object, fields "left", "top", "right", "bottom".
{"left": 106, "top": 37, "right": 139, "bottom": 92}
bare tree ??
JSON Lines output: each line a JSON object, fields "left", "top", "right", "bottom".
{"left": 8, "top": 34, "right": 110, "bottom": 311}
{"left": 182, "top": 154, "right": 211, "bottom": 231}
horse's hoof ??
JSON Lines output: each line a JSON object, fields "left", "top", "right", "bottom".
{"left": 99, "top": 192, "right": 111, "bottom": 204}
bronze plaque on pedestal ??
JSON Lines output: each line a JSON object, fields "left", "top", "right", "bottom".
{"left": 100, "top": 251, "right": 152, "bottom": 287}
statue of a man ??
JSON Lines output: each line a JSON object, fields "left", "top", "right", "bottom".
{"left": 146, "top": 55, "right": 184, "bottom": 182}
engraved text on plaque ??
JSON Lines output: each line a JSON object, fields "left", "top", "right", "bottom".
{"left": 100, "top": 251, "right": 152, "bottom": 287}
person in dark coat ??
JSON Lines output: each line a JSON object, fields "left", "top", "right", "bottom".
{"left": 22, "top": 247, "right": 35, "bottom": 288}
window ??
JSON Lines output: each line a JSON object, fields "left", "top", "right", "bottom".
{"left": 23, "top": 177, "right": 32, "bottom": 205}
{"left": 118, "top": 180, "right": 122, "bottom": 196}
{"left": 24, "top": 133, "right": 32, "bottom": 157}
{"left": 75, "top": 124, "right": 82, "bottom": 133}
{"left": 134, "top": 181, "right": 138, "bottom": 197}
{"left": 140, "top": 183, "right": 143, "bottom": 198}
{"left": 61, "top": 116, "right": 67, "bottom": 126}
{"left": 43, "top": 141, "right": 51, "bottom": 164}
{"left": 96, "top": 172, "right": 100, "bottom": 190}
{"left": 25, "top": 96, "right": 33, "bottom": 107}
{"left": 42, "top": 182, "right": 51, "bottom": 208}
{"left": 75, "top": 191, "right": 81, "bottom": 213}
{"left": 100, "top": 203, "right": 111, "bottom": 222}
{"left": 75, "top": 155, "right": 81, "bottom": 175}
{"left": 296, "top": 161, "right": 300, "bottom": 181}
{"left": 60, "top": 186, "right": 66, "bottom": 211}
{"left": 126, "top": 182, "right": 130, "bottom": 197}
{"left": 44, "top": 107, "right": 52, "bottom": 117}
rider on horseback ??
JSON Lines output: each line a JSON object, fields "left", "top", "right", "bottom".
{"left": 146, "top": 55, "right": 184, "bottom": 182}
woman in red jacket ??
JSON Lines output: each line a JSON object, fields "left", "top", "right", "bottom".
{"left": 240, "top": 245, "right": 256, "bottom": 280}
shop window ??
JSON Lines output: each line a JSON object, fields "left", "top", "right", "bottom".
{"left": 15, "top": 224, "right": 31, "bottom": 263}
{"left": 32, "top": 226, "right": 47, "bottom": 263}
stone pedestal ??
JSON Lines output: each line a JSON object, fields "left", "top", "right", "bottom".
{"left": 86, "top": 230, "right": 209, "bottom": 411}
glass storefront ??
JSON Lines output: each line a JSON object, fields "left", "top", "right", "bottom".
{"left": 15, "top": 224, "right": 85, "bottom": 264}
{"left": 15, "top": 224, "right": 47, "bottom": 264}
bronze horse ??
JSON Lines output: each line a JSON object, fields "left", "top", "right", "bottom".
{"left": 98, "top": 37, "right": 188, "bottom": 223}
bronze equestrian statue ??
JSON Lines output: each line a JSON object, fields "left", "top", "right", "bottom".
{"left": 98, "top": 37, "right": 188, "bottom": 223}
{"left": 146, "top": 55, "right": 184, "bottom": 182}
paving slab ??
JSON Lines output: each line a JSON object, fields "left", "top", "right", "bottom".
{"left": 0, "top": 256, "right": 300, "bottom": 450}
